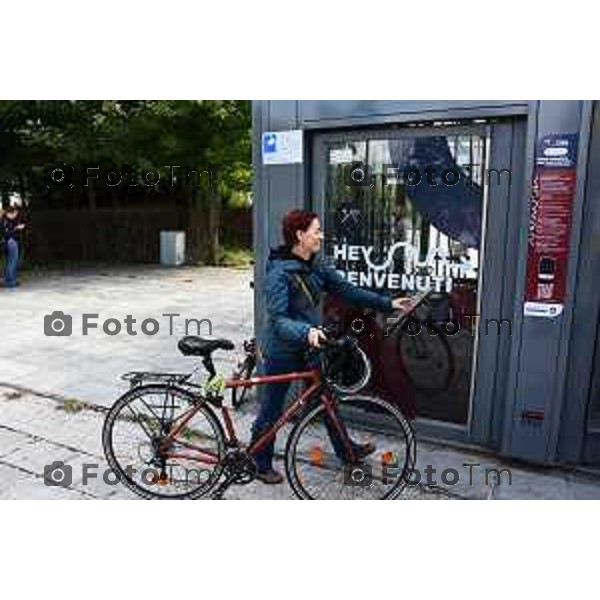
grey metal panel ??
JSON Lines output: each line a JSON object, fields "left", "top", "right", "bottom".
{"left": 502, "top": 101, "right": 586, "bottom": 464}
{"left": 469, "top": 123, "right": 511, "bottom": 445}
{"left": 545, "top": 101, "right": 593, "bottom": 460}
{"left": 470, "top": 121, "right": 527, "bottom": 447}
{"left": 262, "top": 101, "right": 304, "bottom": 248}
{"left": 558, "top": 102, "right": 600, "bottom": 463}
{"left": 299, "top": 100, "right": 529, "bottom": 129}
{"left": 500, "top": 103, "right": 541, "bottom": 458}
{"left": 252, "top": 101, "right": 268, "bottom": 342}
{"left": 490, "top": 119, "right": 528, "bottom": 448}
{"left": 252, "top": 101, "right": 305, "bottom": 352}
{"left": 268, "top": 101, "right": 298, "bottom": 128}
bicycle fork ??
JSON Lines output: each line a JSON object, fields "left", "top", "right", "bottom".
{"left": 322, "top": 392, "right": 357, "bottom": 464}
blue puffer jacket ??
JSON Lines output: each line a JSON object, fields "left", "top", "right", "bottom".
{"left": 262, "top": 246, "right": 394, "bottom": 360}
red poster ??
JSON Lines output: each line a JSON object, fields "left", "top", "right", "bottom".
{"left": 525, "top": 167, "right": 577, "bottom": 302}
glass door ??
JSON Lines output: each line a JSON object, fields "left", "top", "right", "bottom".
{"left": 313, "top": 121, "right": 519, "bottom": 440}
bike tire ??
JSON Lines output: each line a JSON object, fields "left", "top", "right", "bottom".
{"left": 285, "top": 394, "right": 416, "bottom": 500}
{"left": 102, "top": 384, "right": 226, "bottom": 500}
{"left": 232, "top": 357, "right": 256, "bottom": 409}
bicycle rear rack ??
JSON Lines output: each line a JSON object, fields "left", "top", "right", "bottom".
{"left": 121, "top": 371, "right": 192, "bottom": 389}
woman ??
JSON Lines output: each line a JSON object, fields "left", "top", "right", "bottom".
{"left": 251, "top": 209, "right": 412, "bottom": 483}
{"left": 1, "top": 204, "right": 25, "bottom": 288}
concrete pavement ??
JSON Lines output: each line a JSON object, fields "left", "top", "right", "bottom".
{"left": 1, "top": 265, "right": 600, "bottom": 499}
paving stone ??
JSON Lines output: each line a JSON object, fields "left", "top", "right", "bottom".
{"left": 0, "top": 465, "right": 88, "bottom": 500}
{"left": 3, "top": 440, "right": 80, "bottom": 479}
{"left": 0, "top": 427, "right": 34, "bottom": 459}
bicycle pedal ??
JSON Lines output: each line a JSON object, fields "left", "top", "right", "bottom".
{"left": 381, "top": 451, "right": 395, "bottom": 466}
{"left": 149, "top": 472, "right": 170, "bottom": 486}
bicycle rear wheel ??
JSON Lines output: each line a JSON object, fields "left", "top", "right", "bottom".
{"left": 102, "top": 384, "right": 225, "bottom": 499}
{"left": 285, "top": 394, "right": 415, "bottom": 500}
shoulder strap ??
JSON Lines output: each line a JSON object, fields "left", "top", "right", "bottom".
{"left": 291, "top": 272, "right": 320, "bottom": 307}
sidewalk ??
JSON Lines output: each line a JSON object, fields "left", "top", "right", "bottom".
{"left": 2, "top": 382, "right": 600, "bottom": 499}
{"left": 0, "top": 265, "right": 254, "bottom": 407}
{"left": 0, "top": 383, "right": 448, "bottom": 500}
{"left": 1, "top": 265, "right": 600, "bottom": 499}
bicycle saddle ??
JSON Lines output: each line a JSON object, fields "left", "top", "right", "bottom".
{"left": 178, "top": 336, "right": 235, "bottom": 357}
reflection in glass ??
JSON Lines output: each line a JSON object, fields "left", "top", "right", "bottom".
{"left": 323, "top": 134, "right": 488, "bottom": 424}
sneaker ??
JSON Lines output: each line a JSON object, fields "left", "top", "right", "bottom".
{"left": 255, "top": 469, "right": 285, "bottom": 485}
{"left": 347, "top": 442, "right": 377, "bottom": 464}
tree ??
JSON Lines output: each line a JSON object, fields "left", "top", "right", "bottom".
{"left": 0, "top": 100, "right": 252, "bottom": 263}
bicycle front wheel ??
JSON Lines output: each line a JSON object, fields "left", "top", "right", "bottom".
{"left": 285, "top": 395, "right": 416, "bottom": 500}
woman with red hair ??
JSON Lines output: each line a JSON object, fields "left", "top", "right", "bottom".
{"left": 252, "top": 209, "right": 412, "bottom": 483}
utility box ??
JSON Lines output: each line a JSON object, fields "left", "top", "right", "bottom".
{"left": 160, "top": 231, "right": 185, "bottom": 266}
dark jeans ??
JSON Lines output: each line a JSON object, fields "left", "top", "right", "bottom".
{"left": 4, "top": 239, "right": 19, "bottom": 287}
{"left": 250, "top": 353, "right": 354, "bottom": 473}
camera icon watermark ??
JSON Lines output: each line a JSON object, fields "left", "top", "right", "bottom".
{"left": 42, "top": 311, "right": 212, "bottom": 337}
{"left": 44, "top": 311, "right": 73, "bottom": 336}
{"left": 343, "top": 460, "right": 513, "bottom": 489}
{"left": 344, "top": 161, "right": 374, "bottom": 188}
{"left": 43, "top": 163, "right": 214, "bottom": 191}
{"left": 41, "top": 459, "right": 214, "bottom": 491}
{"left": 43, "top": 461, "right": 73, "bottom": 487}
{"left": 343, "top": 463, "right": 373, "bottom": 487}
{"left": 341, "top": 161, "right": 512, "bottom": 190}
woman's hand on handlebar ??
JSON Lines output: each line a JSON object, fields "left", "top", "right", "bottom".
{"left": 307, "top": 327, "right": 328, "bottom": 348}
{"left": 392, "top": 297, "right": 415, "bottom": 313}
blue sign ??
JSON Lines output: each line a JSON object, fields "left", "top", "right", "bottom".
{"left": 263, "top": 133, "right": 277, "bottom": 154}
{"left": 536, "top": 133, "right": 579, "bottom": 169}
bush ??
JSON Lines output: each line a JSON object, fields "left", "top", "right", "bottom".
{"left": 218, "top": 246, "right": 254, "bottom": 268}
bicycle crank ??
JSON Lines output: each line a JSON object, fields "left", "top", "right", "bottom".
{"left": 222, "top": 450, "right": 257, "bottom": 484}
{"left": 210, "top": 452, "right": 257, "bottom": 500}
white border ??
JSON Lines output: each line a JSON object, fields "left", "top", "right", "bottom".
{"left": 1, "top": 502, "right": 598, "bottom": 599}
{"left": 1, "top": 1, "right": 597, "bottom": 99}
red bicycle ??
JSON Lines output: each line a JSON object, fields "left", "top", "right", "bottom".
{"left": 102, "top": 327, "right": 416, "bottom": 500}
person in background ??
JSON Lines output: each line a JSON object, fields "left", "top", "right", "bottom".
{"left": 1, "top": 202, "right": 25, "bottom": 288}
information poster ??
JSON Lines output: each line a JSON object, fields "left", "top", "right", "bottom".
{"left": 262, "top": 130, "right": 303, "bottom": 165}
{"left": 524, "top": 133, "right": 579, "bottom": 314}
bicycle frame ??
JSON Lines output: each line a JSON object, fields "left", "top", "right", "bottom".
{"left": 157, "top": 368, "right": 357, "bottom": 466}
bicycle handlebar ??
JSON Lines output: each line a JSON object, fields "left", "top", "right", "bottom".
{"left": 311, "top": 324, "right": 357, "bottom": 353}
